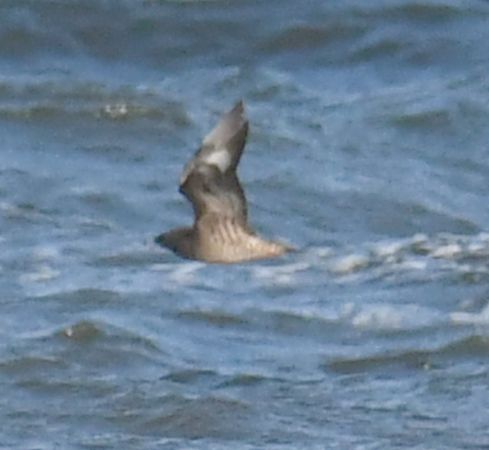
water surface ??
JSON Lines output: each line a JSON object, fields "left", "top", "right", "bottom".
{"left": 2, "top": 0, "right": 489, "bottom": 448}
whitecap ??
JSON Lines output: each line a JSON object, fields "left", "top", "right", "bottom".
{"left": 167, "top": 262, "right": 205, "bottom": 286}
{"left": 19, "top": 265, "right": 60, "bottom": 283}
{"left": 329, "top": 253, "right": 369, "bottom": 275}
{"left": 342, "top": 302, "right": 438, "bottom": 331}
{"left": 32, "top": 245, "right": 60, "bottom": 262}
{"left": 451, "top": 304, "right": 489, "bottom": 325}
{"left": 252, "top": 261, "right": 310, "bottom": 286}
{"left": 431, "top": 243, "right": 463, "bottom": 259}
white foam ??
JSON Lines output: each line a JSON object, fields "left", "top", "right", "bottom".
{"left": 344, "top": 303, "right": 436, "bottom": 330}
{"left": 467, "top": 242, "right": 488, "bottom": 254}
{"left": 431, "top": 243, "right": 462, "bottom": 259}
{"left": 351, "top": 306, "right": 403, "bottom": 330}
{"left": 252, "top": 262, "right": 310, "bottom": 286}
{"left": 102, "top": 102, "right": 128, "bottom": 119}
{"left": 451, "top": 304, "right": 489, "bottom": 325}
{"left": 372, "top": 240, "right": 404, "bottom": 258}
{"left": 19, "top": 265, "right": 60, "bottom": 283}
{"left": 330, "top": 254, "right": 369, "bottom": 275}
{"left": 0, "top": 201, "right": 29, "bottom": 218}
{"left": 32, "top": 246, "right": 60, "bottom": 262}
{"left": 395, "top": 259, "right": 427, "bottom": 271}
{"left": 71, "top": 185, "right": 96, "bottom": 195}
{"left": 311, "top": 247, "right": 334, "bottom": 258}
{"left": 167, "top": 262, "right": 204, "bottom": 286}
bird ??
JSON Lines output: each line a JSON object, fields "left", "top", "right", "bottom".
{"left": 155, "top": 101, "right": 292, "bottom": 263}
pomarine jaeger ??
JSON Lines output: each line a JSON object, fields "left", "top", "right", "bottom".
{"left": 155, "top": 101, "right": 292, "bottom": 263}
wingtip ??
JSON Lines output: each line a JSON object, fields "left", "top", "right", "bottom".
{"left": 232, "top": 99, "right": 245, "bottom": 116}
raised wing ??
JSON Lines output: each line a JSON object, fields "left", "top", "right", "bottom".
{"left": 179, "top": 101, "right": 249, "bottom": 224}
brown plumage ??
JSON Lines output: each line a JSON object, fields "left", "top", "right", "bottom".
{"left": 155, "top": 101, "right": 292, "bottom": 263}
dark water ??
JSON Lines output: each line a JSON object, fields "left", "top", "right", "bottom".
{"left": 2, "top": 0, "right": 489, "bottom": 448}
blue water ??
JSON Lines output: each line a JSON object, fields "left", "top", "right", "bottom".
{"left": 2, "top": 1, "right": 489, "bottom": 448}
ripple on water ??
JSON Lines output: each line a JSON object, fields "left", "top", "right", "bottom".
{"left": 176, "top": 309, "right": 250, "bottom": 329}
{"left": 258, "top": 21, "right": 366, "bottom": 55}
{"left": 0, "top": 317, "right": 166, "bottom": 382}
{"left": 0, "top": 355, "right": 67, "bottom": 378}
{"left": 58, "top": 319, "right": 164, "bottom": 361}
{"left": 0, "top": 77, "right": 190, "bottom": 126}
{"left": 32, "top": 288, "right": 122, "bottom": 308}
{"left": 154, "top": 396, "right": 251, "bottom": 440}
{"left": 61, "top": 320, "right": 103, "bottom": 342}
{"left": 328, "top": 335, "right": 489, "bottom": 375}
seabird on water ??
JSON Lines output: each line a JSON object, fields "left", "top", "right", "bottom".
{"left": 155, "top": 101, "right": 292, "bottom": 263}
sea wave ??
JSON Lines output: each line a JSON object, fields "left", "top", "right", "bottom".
{"left": 328, "top": 335, "right": 489, "bottom": 374}
{"left": 0, "top": 77, "right": 189, "bottom": 124}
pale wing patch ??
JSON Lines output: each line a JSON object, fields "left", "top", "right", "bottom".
{"left": 202, "top": 147, "right": 231, "bottom": 173}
